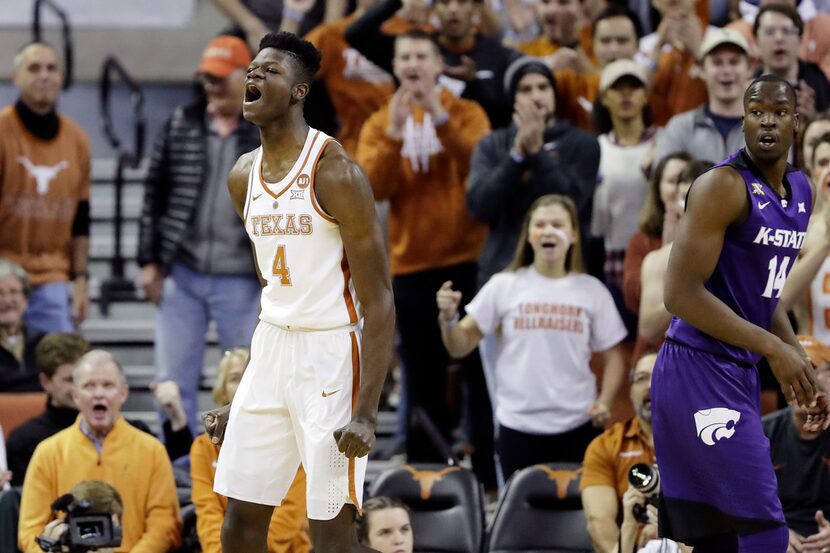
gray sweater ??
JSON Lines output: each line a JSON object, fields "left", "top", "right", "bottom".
{"left": 653, "top": 106, "right": 745, "bottom": 168}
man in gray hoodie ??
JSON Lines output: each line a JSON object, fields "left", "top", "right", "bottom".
{"left": 467, "top": 57, "right": 600, "bottom": 288}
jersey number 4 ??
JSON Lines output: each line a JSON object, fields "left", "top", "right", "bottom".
{"left": 762, "top": 255, "right": 791, "bottom": 299}
{"left": 272, "top": 245, "right": 292, "bottom": 286}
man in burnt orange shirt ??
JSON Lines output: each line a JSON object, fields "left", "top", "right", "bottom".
{"left": 581, "top": 352, "right": 657, "bottom": 553}
{"left": 0, "top": 42, "right": 90, "bottom": 333}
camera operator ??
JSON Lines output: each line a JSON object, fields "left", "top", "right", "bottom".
{"left": 36, "top": 480, "right": 123, "bottom": 553}
{"left": 617, "top": 484, "right": 691, "bottom": 553}
{"left": 581, "top": 352, "right": 658, "bottom": 552}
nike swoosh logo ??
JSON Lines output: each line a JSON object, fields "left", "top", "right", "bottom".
{"left": 253, "top": 193, "right": 263, "bottom": 202}
{"left": 322, "top": 389, "right": 341, "bottom": 398}
{"left": 759, "top": 201, "right": 770, "bottom": 209}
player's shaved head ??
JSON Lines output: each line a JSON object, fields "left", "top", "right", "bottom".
{"left": 743, "top": 74, "right": 796, "bottom": 107}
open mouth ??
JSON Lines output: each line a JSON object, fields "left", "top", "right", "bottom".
{"left": 540, "top": 240, "right": 557, "bottom": 251}
{"left": 92, "top": 403, "right": 108, "bottom": 417}
{"left": 759, "top": 134, "right": 777, "bottom": 148}
{"left": 244, "top": 83, "right": 262, "bottom": 103}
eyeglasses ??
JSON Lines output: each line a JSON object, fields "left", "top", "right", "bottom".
{"left": 758, "top": 27, "right": 800, "bottom": 38}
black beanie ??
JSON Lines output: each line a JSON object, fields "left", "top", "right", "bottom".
{"left": 504, "top": 56, "right": 557, "bottom": 103}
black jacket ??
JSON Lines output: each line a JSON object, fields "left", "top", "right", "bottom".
{"left": 6, "top": 401, "right": 193, "bottom": 486}
{"left": 0, "top": 327, "right": 45, "bottom": 393}
{"left": 137, "top": 98, "right": 261, "bottom": 269}
{"left": 754, "top": 60, "right": 830, "bottom": 113}
{"left": 467, "top": 121, "right": 600, "bottom": 287}
{"left": 344, "top": 0, "right": 520, "bottom": 128}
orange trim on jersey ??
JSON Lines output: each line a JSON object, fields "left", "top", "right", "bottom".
{"left": 259, "top": 130, "right": 321, "bottom": 200}
{"left": 242, "top": 150, "right": 258, "bottom": 227}
{"left": 348, "top": 330, "right": 362, "bottom": 515}
{"left": 341, "top": 253, "right": 359, "bottom": 325}
{"left": 310, "top": 138, "right": 339, "bottom": 224}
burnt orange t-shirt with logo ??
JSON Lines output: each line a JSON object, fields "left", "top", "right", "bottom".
{"left": 580, "top": 417, "right": 655, "bottom": 499}
{"left": 0, "top": 105, "right": 90, "bottom": 285}
{"left": 306, "top": 14, "right": 396, "bottom": 156}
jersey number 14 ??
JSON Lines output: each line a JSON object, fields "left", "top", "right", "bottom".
{"left": 762, "top": 255, "right": 791, "bottom": 299}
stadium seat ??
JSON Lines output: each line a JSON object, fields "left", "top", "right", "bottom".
{"left": 370, "top": 463, "right": 484, "bottom": 553}
{"left": 487, "top": 463, "right": 593, "bottom": 553}
{"left": 0, "top": 392, "right": 47, "bottom": 439}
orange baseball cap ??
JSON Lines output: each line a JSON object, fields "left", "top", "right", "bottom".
{"left": 797, "top": 335, "right": 830, "bottom": 367}
{"left": 197, "top": 36, "right": 252, "bottom": 78}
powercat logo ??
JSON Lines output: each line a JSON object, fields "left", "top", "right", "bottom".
{"left": 694, "top": 408, "right": 741, "bottom": 446}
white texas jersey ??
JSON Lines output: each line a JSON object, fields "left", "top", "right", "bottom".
{"left": 243, "top": 128, "right": 361, "bottom": 330}
{"left": 808, "top": 255, "right": 830, "bottom": 345}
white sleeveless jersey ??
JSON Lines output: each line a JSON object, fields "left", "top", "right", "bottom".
{"left": 808, "top": 255, "right": 830, "bottom": 345}
{"left": 243, "top": 128, "right": 361, "bottom": 330}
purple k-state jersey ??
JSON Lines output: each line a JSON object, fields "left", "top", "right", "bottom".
{"left": 666, "top": 149, "right": 812, "bottom": 366}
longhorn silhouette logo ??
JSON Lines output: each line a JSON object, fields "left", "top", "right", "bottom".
{"left": 403, "top": 466, "right": 460, "bottom": 500}
{"left": 536, "top": 466, "right": 582, "bottom": 500}
{"left": 18, "top": 157, "right": 70, "bottom": 195}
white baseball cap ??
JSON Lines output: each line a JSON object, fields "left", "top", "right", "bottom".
{"left": 599, "top": 59, "right": 649, "bottom": 93}
{"left": 698, "top": 28, "right": 750, "bottom": 61}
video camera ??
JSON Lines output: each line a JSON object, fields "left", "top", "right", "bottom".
{"left": 627, "top": 463, "right": 660, "bottom": 524}
{"left": 35, "top": 482, "right": 123, "bottom": 553}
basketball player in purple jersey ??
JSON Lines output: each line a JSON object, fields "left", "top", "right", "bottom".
{"left": 202, "top": 33, "right": 394, "bottom": 552}
{"left": 652, "top": 74, "right": 830, "bottom": 552}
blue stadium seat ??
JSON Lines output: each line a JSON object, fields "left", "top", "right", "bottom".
{"left": 370, "top": 463, "right": 484, "bottom": 553}
{"left": 487, "top": 463, "right": 593, "bottom": 553}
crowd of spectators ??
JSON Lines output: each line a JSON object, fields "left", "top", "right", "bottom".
{"left": 3, "top": 0, "right": 830, "bottom": 549}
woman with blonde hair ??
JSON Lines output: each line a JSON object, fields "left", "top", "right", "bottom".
{"left": 436, "top": 195, "right": 627, "bottom": 480}
{"left": 190, "top": 347, "right": 310, "bottom": 553}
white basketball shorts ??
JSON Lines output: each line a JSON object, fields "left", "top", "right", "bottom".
{"left": 214, "top": 321, "right": 366, "bottom": 520}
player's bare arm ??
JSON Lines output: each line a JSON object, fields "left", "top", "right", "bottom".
{"left": 315, "top": 143, "right": 396, "bottom": 459}
{"left": 664, "top": 167, "right": 818, "bottom": 407}
{"left": 226, "top": 151, "right": 257, "bottom": 219}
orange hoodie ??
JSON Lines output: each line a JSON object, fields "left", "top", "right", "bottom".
{"left": 190, "top": 433, "right": 310, "bottom": 553}
{"left": 306, "top": 14, "right": 395, "bottom": 156}
{"left": 356, "top": 89, "right": 490, "bottom": 275}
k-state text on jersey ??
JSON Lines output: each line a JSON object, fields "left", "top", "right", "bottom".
{"left": 752, "top": 226, "right": 806, "bottom": 249}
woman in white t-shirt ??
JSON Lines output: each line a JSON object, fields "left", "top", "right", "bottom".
{"left": 437, "top": 194, "right": 628, "bottom": 480}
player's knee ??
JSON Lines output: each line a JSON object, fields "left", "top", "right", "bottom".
{"left": 225, "top": 498, "right": 275, "bottom": 529}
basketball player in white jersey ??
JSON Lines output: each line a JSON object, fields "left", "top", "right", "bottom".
{"left": 202, "top": 32, "right": 395, "bottom": 552}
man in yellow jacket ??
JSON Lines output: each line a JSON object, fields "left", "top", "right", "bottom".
{"left": 18, "top": 350, "right": 181, "bottom": 553}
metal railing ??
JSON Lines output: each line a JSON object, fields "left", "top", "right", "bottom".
{"left": 33, "top": 0, "right": 74, "bottom": 89}
{"left": 98, "top": 56, "right": 146, "bottom": 315}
